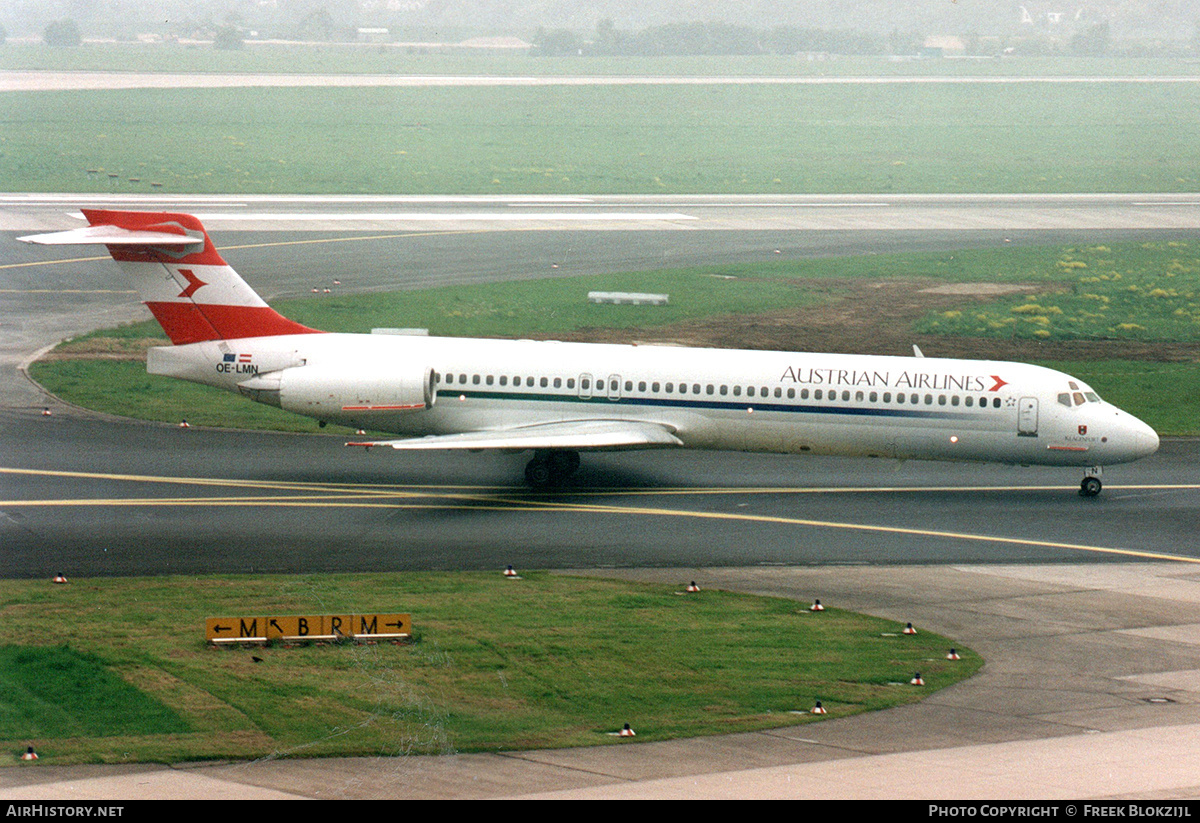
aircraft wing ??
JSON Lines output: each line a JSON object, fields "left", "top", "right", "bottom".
{"left": 347, "top": 419, "right": 682, "bottom": 452}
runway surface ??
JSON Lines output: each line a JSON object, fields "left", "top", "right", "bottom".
{"left": 2, "top": 192, "right": 1199, "bottom": 798}
{"left": 6, "top": 70, "right": 1200, "bottom": 92}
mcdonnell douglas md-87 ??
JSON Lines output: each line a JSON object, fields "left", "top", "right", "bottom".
{"left": 22, "top": 210, "right": 1160, "bottom": 495}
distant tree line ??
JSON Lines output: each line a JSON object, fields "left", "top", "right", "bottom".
{"left": 43, "top": 18, "right": 82, "bottom": 47}
{"left": 533, "top": 20, "right": 898, "bottom": 57}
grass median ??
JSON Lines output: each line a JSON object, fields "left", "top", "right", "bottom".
{"left": 0, "top": 572, "right": 980, "bottom": 764}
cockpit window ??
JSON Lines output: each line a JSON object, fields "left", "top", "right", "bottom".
{"left": 1060, "top": 385, "right": 1102, "bottom": 407}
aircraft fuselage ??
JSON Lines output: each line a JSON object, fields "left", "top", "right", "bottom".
{"left": 149, "top": 332, "right": 1160, "bottom": 469}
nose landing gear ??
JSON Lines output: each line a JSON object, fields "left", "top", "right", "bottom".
{"left": 1079, "top": 467, "right": 1102, "bottom": 497}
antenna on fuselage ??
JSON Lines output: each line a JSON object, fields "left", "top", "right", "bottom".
{"left": 913, "top": 344, "right": 924, "bottom": 358}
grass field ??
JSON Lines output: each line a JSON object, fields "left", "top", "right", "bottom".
{"left": 0, "top": 573, "right": 979, "bottom": 764}
{"left": 4, "top": 80, "right": 1199, "bottom": 194}
{"left": 914, "top": 241, "right": 1200, "bottom": 342}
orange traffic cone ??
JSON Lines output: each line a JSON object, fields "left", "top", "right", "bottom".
{"left": 903, "top": 623, "right": 917, "bottom": 635}
{"left": 947, "top": 649, "right": 961, "bottom": 660}
{"left": 910, "top": 672, "right": 925, "bottom": 686}
{"left": 686, "top": 581, "right": 700, "bottom": 593}
{"left": 810, "top": 599, "right": 824, "bottom": 612}
{"left": 52, "top": 573, "right": 67, "bottom": 584}
{"left": 618, "top": 723, "right": 636, "bottom": 738}
{"left": 811, "top": 701, "right": 827, "bottom": 715}
{"left": 20, "top": 746, "right": 37, "bottom": 761}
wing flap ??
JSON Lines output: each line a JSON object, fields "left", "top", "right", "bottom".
{"left": 347, "top": 419, "right": 682, "bottom": 452}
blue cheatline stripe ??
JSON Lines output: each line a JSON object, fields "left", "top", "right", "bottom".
{"left": 437, "top": 388, "right": 987, "bottom": 422}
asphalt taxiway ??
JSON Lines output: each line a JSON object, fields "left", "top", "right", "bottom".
{"left": 2, "top": 408, "right": 1199, "bottom": 578}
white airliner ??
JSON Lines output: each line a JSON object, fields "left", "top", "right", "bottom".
{"left": 22, "top": 209, "right": 1160, "bottom": 495}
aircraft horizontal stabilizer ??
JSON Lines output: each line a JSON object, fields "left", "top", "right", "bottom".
{"left": 19, "top": 225, "right": 203, "bottom": 247}
{"left": 347, "top": 419, "right": 682, "bottom": 452}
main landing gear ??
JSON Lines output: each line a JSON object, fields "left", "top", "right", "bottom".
{"left": 525, "top": 450, "right": 581, "bottom": 488}
{"left": 1079, "top": 467, "right": 1102, "bottom": 497}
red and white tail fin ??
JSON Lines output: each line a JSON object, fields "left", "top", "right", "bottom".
{"left": 20, "top": 210, "right": 320, "bottom": 345}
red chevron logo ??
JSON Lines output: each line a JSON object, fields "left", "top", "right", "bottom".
{"left": 177, "top": 268, "right": 206, "bottom": 299}
{"left": 989, "top": 375, "right": 1008, "bottom": 392}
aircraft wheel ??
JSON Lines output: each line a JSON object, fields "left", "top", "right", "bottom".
{"left": 1079, "top": 476, "right": 1102, "bottom": 497}
{"left": 525, "top": 451, "right": 581, "bottom": 487}
{"left": 525, "top": 457, "right": 552, "bottom": 487}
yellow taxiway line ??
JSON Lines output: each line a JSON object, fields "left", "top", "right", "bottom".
{"left": 3, "top": 466, "right": 1196, "bottom": 565}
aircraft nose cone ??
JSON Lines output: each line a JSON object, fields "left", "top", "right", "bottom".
{"left": 1135, "top": 420, "right": 1160, "bottom": 458}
